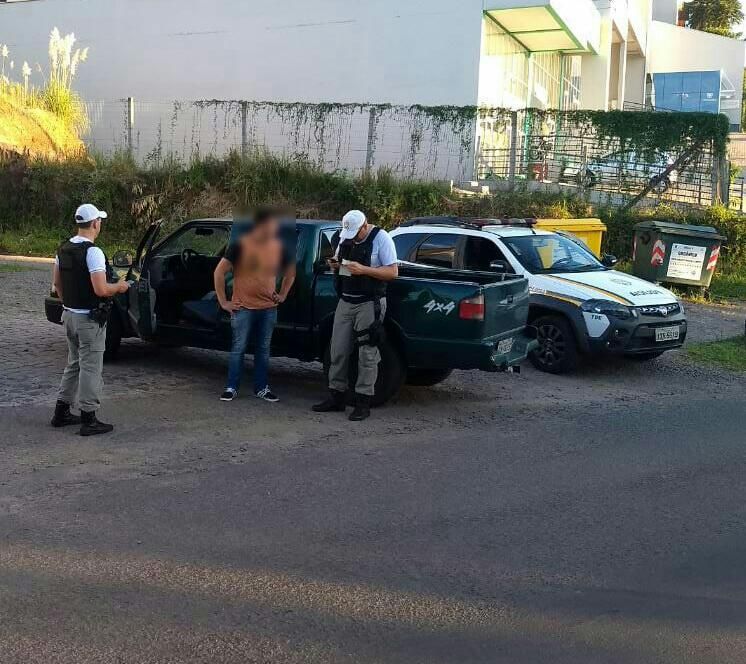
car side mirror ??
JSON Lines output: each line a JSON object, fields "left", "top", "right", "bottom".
{"left": 490, "top": 259, "right": 510, "bottom": 273}
{"left": 112, "top": 250, "right": 134, "bottom": 269}
{"left": 602, "top": 254, "right": 618, "bottom": 268}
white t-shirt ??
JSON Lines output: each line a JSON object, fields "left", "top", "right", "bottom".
{"left": 55, "top": 235, "right": 107, "bottom": 314}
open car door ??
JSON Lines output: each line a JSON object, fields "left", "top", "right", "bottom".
{"left": 127, "top": 220, "right": 162, "bottom": 339}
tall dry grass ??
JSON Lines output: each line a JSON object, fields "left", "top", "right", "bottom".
{"left": 0, "top": 27, "right": 89, "bottom": 134}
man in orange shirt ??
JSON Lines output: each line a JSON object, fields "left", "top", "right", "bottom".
{"left": 214, "top": 208, "right": 296, "bottom": 402}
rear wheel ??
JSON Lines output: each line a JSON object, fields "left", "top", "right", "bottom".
{"left": 406, "top": 368, "right": 453, "bottom": 387}
{"left": 323, "top": 333, "right": 405, "bottom": 407}
{"left": 529, "top": 315, "right": 579, "bottom": 374}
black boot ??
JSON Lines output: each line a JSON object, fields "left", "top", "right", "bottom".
{"left": 79, "top": 411, "right": 114, "bottom": 437}
{"left": 348, "top": 394, "right": 371, "bottom": 421}
{"left": 51, "top": 401, "right": 81, "bottom": 428}
{"left": 312, "top": 390, "right": 347, "bottom": 413}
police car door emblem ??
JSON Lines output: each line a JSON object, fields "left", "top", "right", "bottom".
{"left": 424, "top": 299, "right": 455, "bottom": 315}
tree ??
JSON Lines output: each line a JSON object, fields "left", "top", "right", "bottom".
{"left": 682, "top": 0, "right": 744, "bottom": 38}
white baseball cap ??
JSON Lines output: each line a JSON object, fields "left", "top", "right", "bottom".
{"left": 339, "top": 210, "right": 367, "bottom": 241}
{"left": 75, "top": 203, "right": 108, "bottom": 224}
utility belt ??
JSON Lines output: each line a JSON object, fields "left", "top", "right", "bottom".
{"left": 88, "top": 299, "right": 113, "bottom": 328}
{"left": 341, "top": 295, "right": 384, "bottom": 348}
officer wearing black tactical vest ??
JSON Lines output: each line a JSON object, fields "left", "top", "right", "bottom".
{"left": 313, "top": 210, "right": 398, "bottom": 421}
{"left": 51, "top": 204, "right": 130, "bottom": 436}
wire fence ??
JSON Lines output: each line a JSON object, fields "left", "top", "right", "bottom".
{"left": 84, "top": 99, "right": 478, "bottom": 183}
{"left": 477, "top": 109, "right": 727, "bottom": 209}
{"left": 83, "top": 98, "right": 730, "bottom": 211}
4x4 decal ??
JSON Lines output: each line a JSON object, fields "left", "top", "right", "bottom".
{"left": 424, "top": 299, "right": 455, "bottom": 315}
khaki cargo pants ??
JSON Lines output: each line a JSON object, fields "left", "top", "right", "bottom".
{"left": 58, "top": 311, "right": 106, "bottom": 413}
{"left": 328, "top": 298, "right": 386, "bottom": 397}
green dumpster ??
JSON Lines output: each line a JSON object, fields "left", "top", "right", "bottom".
{"left": 632, "top": 220, "right": 725, "bottom": 288}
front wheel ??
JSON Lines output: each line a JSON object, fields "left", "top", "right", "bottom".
{"left": 323, "top": 333, "right": 405, "bottom": 407}
{"left": 103, "top": 311, "right": 123, "bottom": 360}
{"left": 651, "top": 177, "right": 670, "bottom": 195}
{"left": 529, "top": 315, "right": 579, "bottom": 374}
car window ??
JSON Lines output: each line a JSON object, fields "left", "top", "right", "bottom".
{"left": 153, "top": 226, "right": 230, "bottom": 258}
{"left": 502, "top": 234, "right": 604, "bottom": 274}
{"left": 463, "top": 237, "right": 510, "bottom": 272}
{"left": 415, "top": 234, "right": 460, "bottom": 269}
{"left": 393, "top": 233, "right": 426, "bottom": 262}
{"left": 319, "top": 229, "right": 337, "bottom": 261}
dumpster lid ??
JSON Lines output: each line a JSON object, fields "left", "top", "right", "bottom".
{"left": 634, "top": 220, "right": 725, "bottom": 241}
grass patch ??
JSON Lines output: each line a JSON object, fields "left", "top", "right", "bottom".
{"left": 709, "top": 272, "right": 746, "bottom": 301}
{"left": 0, "top": 226, "right": 133, "bottom": 259}
{"left": 688, "top": 336, "right": 746, "bottom": 371}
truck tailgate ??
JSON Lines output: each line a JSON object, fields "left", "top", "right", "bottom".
{"left": 480, "top": 277, "right": 530, "bottom": 338}
{"left": 389, "top": 266, "right": 535, "bottom": 371}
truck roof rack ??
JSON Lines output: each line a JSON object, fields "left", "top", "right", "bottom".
{"left": 401, "top": 216, "right": 537, "bottom": 230}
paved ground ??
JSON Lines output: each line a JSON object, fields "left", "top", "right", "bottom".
{"left": 2, "top": 260, "right": 746, "bottom": 663}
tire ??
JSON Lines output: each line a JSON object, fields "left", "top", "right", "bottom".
{"left": 576, "top": 170, "right": 596, "bottom": 188}
{"left": 323, "top": 332, "right": 405, "bottom": 407}
{"left": 103, "top": 310, "right": 123, "bottom": 360}
{"left": 625, "top": 351, "right": 665, "bottom": 362}
{"left": 651, "top": 177, "right": 670, "bottom": 195}
{"left": 406, "top": 368, "right": 453, "bottom": 387}
{"left": 529, "top": 315, "right": 580, "bottom": 374}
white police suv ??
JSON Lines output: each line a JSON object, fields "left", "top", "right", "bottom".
{"left": 391, "top": 217, "right": 687, "bottom": 374}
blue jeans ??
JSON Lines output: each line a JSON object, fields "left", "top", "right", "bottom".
{"left": 226, "top": 307, "right": 277, "bottom": 393}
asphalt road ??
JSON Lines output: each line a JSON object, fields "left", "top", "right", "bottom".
{"left": 2, "top": 261, "right": 746, "bottom": 663}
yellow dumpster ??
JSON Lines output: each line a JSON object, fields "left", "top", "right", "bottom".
{"left": 534, "top": 218, "right": 607, "bottom": 257}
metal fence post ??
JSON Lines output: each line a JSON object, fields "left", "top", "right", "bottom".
{"left": 126, "top": 97, "right": 135, "bottom": 156}
{"left": 364, "top": 107, "right": 378, "bottom": 175}
{"left": 508, "top": 111, "right": 518, "bottom": 187}
{"left": 240, "top": 101, "right": 249, "bottom": 158}
{"left": 721, "top": 158, "right": 730, "bottom": 208}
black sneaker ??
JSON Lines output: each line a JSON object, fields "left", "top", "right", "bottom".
{"left": 255, "top": 387, "right": 279, "bottom": 403}
{"left": 51, "top": 400, "right": 82, "bottom": 428}
{"left": 220, "top": 388, "right": 237, "bottom": 401}
{"left": 79, "top": 411, "right": 114, "bottom": 437}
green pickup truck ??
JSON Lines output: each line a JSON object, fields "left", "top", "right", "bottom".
{"left": 45, "top": 218, "right": 537, "bottom": 405}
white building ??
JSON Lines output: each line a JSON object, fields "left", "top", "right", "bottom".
{"left": 0, "top": 0, "right": 743, "bottom": 173}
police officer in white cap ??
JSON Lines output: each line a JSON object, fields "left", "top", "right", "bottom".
{"left": 313, "top": 210, "right": 398, "bottom": 421}
{"left": 51, "top": 204, "right": 129, "bottom": 436}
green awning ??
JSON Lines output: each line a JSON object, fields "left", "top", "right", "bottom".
{"left": 485, "top": 0, "right": 601, "bottom": 54}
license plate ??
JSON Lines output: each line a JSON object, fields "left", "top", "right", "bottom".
{"left": 655, "top": 326, "right": 680, "bottom": 342}
{"left": 497, "top": 337, "right": 514, "bottom": 354}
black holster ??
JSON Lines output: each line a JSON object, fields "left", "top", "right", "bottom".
{"left": 354, "top": 297, "right": 383, "bottom": 348}
{"left": 88, "top": 300, "right": 112, "bottom": 328}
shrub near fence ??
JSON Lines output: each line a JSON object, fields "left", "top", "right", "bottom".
{"left": 3, "top": 150, "right": 745, "bottom": 273}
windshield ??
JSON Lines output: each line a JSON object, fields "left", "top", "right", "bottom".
{"left": 501, "top": 234, "right": 605, "bottom": 274}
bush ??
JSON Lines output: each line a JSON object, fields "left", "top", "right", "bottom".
{"left": 2, "top": 150, "right": 745, "bottom": 271}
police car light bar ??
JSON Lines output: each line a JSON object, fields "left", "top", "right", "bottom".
{"left": 402, "top": 216, "right": 537, "bottom": 229}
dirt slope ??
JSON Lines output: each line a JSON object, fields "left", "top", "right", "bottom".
{"left": 0, "top": 98, "right": 84, "bottom": 159}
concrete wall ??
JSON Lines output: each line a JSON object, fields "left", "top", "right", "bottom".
{"left": 648, "top": 21, "right": 746, "bottom": 127}
{"left": 0, "top": 0, "right": 485, "bottom": 106}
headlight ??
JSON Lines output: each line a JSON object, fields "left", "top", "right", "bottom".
{"left": 581, "top": 299, "right": 637, "bottom": 320}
